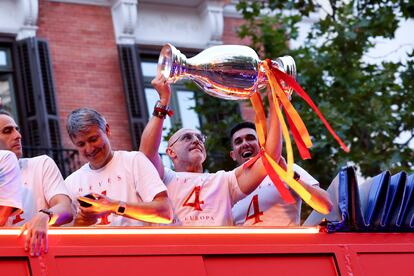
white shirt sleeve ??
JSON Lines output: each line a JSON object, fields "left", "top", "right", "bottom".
{"left": 0, "top": 151, "right": 23, "bottom": 213}
{"left": 40, "top": 155, "right": 71, "bottom": 203}
{"left": 227, "top": 170, "right": 246, "bottom": 206}
{"left": 162, "top": 167, "right": 175, "bottom": 185}
{"left": 134, "top": 152, "right": 168, "bottom": 202}
{"left": 294, "top": 164, "right": 319, "bottom": 187}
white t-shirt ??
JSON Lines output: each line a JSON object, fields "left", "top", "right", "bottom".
{"left": 7, "top": 155, "right": 70, "bottom": 226}
{"left": 0, "top": 150, "right": 23, "bottom": 214}
{"left": 232, "top": 164, "right": 319, "bottom": 226}
{"left": 65, "top": 151, "right": 168, "bottom": 226}
{"left": 162, "top": 168, "right": 245, "bottom": 226}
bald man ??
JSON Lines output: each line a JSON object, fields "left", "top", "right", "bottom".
{"left": 139, "top": 73, "right": 283, "bottom": 226}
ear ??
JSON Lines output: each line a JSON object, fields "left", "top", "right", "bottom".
{"left": 105, "top": 123, "right": 111, "bottom": 137}
{"left": 166, "top": 147, "right": 176, "bottom": 159}
{"left": 229, "top": 150, "right": 236, "bottom": 161}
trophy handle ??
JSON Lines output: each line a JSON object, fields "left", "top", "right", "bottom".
{"left": 271, "top": 56, "right": 297, "bottom": 97}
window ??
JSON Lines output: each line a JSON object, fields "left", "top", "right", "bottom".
{"left": 0, "top": 46, "right": 18, "bottom": 120}
{"left": 117, "top": 44, "right": 204, "bottom": 167}
{"left": 0, "top": 37, "right": 79, "bottom": 177}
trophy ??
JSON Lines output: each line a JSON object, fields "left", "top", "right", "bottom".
{"left": 157, "top": 43, "right": 296, "bottom": 100}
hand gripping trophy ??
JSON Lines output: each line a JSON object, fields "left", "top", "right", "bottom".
{"left": 157, "top": 44, "right": 349, "bottom": 214}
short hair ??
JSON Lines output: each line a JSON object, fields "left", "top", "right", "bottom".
{"left": 66, "top": 108, "right": 106, "bottom": 138}
{"left": 0, "top": 109, "right": 12, "bottom": 117}
{"left": 229, "top": 121, "right": 256, "bottom": 140}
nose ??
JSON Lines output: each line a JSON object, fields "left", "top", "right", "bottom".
{"left": 190, "top": 138, "right": 201, "bottom": 148}
{"left": 194, "top": 136, "right": 207, "bottom": 147}
{"left": 12, "top": 129, "right": 22, "bottom": 140}
{"left": 240, "top": 138, "right": 250, "bottom": 147}
{"left": 192, "top": 136, "right": 200, "bottom": 143}
{"left": 84, "top": 142, "right": 95, "bottom": 155}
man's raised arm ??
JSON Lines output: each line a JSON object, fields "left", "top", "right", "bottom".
{"left": 139, "top": 73, "right": 171, "bottom": 179}
{"left": 235, "top": 89, "right": 282, "bottom": 195}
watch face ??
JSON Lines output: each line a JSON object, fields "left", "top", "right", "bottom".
{"left": 117, "top": 206, "right": 126, "bottom": 214}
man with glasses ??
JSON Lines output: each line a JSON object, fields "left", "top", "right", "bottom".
{"left": 139, "top": 73, "right": 282, "bottom": 226}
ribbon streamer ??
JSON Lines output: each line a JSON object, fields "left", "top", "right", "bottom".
{"left": 244, "top": 59, "right": 347, "bottom": 215}
{"left": 243, "top": 149, "right": 295, "bottom": 204}
{"left": 250, "top": 92, "right": 267, "bottom": 146}
{"left": 249, "top": 88, "right": 296, "bottom": 203}
{"left": 270, "top": 63, "right": 350, "bottom": 153}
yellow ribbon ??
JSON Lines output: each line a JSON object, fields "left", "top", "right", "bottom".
{"left": 249, "top": 92, "right": 267, "bottom": 147}
{"left": 246, "top": 62, "right": 331, "bottom": 215}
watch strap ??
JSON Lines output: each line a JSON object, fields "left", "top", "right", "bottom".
{"left": 116, "top": 202, "right": 126, "bottom": 215}
{"left": 153, "top": 100, "right": 174, "bottom": 119}
{"left": 39, "top": 209, "right": 53, "bottom": 222}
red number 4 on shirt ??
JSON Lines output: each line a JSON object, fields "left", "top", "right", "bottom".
{"left": 245, "top": 194, "right": 263, "bottom": 224}
{"left": 183, "top": 186, "right": 204, "bottom": 211}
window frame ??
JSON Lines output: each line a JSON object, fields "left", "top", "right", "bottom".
{"left": 138, "top": 46, "right": 204, "bottom": 168}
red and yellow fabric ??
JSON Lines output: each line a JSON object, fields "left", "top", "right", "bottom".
{"left": 245, "top": 59, "right": 348, "bottom": 215}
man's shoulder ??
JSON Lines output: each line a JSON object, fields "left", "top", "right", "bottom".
{"left": 65, "top": 163, "right": 90, "bottom": 181}
{"left": 162, "top": 168, "right": 201, "bottom": 182}
{"left": 114, "top": 150, "right": 146, "bottom": 161}
{"left": 21, "top": 154, "right": 54, "bottom": 164}
{"left": 0, "top": 150, "right": 17, "bottom": 163}
{"left": 210, "top": 170, "right": 237, "bottom": 185}
{"left": 0, "top": 150, "right": 14, "bottom": 159}
{"left": 19, "top": 154, "right": 57, "bottom": 170}
{"left": 213, "top": 169, "right": 235, "bottom": 178}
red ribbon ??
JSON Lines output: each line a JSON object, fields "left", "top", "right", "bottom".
{"left": 285, "top": 111, "right": 311, "bottom": 160}
{"left": 270, "top": 65, "right": 350, "bottom": 153}
{"left": 243, "top": 150, "right": 295, "bottom": 204}
{"left": 261, "top": 151, "right": 296, "bottom": 204}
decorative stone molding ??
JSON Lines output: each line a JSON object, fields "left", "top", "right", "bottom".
{"left": 132, "top": 0, "right": 228, "bottom": 49}
{"left": 16, "top": 0, "right": 39, "bottom": 40}
{"left": 223, "top": 0, "right": 242, "bottom": 19}
{"left": 135, "top": 3, "right": 205, "bottom": 49}
{"left": 48, "top": 0, "right": 113, "bottom": 6}
{"left": 111, "top": 0, "right": 138, "bottom": 45}
{"left": 199, "top": 1, "right": 225, "bottom": 46}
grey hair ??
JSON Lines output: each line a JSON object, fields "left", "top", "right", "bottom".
{"left": 66, "top": 108, "right": 107, "bottom": 138}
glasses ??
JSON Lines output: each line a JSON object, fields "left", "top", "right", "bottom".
{"left": 169, "top": 132, "right": 207, "bottom": 147}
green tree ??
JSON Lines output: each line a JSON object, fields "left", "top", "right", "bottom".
{"left": 236, "top": 0, "right": 414, "bottom": 190}
{"left": 192, "top": 83, "right": 243, "bottom": 172}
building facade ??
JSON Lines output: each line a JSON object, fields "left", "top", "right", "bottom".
{"left": 0, "top": 0, "right": 250, "bottom": 176}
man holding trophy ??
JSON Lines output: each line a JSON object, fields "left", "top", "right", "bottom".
{"left": 139, "top": 73, "right": 283, "bottom": 226}
{"left": 141, "top": 43, "right": 342, "bottom": 226}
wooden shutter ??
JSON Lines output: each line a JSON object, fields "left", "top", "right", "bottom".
{"left": 15, "top": 37, "right": 62, "bottom": 150}
{"left": 117, "top": 45, "right": 149, "bottom": 150}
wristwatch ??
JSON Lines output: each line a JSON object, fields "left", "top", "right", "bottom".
{"left": 116, "top": 202, "right": 126, "bottom": 215}
{"left": 39, "top": 208, "right": 54, "bottom": 222}
{"left": 293, "top": 171, "right": 300, "bottom": 181}
{"left": 153, "top": 100, "right": 174, "bottom": 119}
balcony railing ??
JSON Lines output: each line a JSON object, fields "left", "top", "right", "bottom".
{"left": 22, "top": 146, "right": 82, "bottom": 178}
